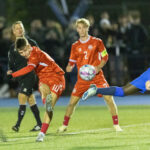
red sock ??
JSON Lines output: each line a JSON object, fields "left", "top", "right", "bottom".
{"left": 42, "top": 98, "right": 46, "bottom": 104}
{"left": 112, "top": 115, "right": 118, "bottom": 125}
{"left": 63, "top": 116, "right": 70, "bottom": 126}
{"left": 41, "top": 123, "right": 49, "bottom": 134}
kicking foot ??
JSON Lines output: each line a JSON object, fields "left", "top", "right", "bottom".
{"left": 12, "top": 125, "right": 19, "bottom": 132}
{"left": 57, "top": 125, "right": 67, "bottom": 133}
{"left": 46, "top": 94, "right": 53, "bottom": 112}
{"left": 36, "top": 132, "right": 45, "bottom": 142}
{"left": 114, "top": 125, "right": 123, "bottom": 132}
{"left": 30, "top": 125, "right": 41, "bottom": 132}
{"left": 82, "top": 84, "right": 97, "bottom": 101}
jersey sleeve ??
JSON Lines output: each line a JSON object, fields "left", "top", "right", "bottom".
{"left": 8, "top": 50, "right": 14, "bottom": 70}
{"left": 97, "top": 39, "right": 108, "bottom": 62}
{"left": 69, "top": 44, "right": 77, "bottom": 66}
{"left": 12, "top": 65, "right": 34, "bottom": 78}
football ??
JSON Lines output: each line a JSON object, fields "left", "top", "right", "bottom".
{"left": 79, "top": 64, "right": 96, "bottom": 81}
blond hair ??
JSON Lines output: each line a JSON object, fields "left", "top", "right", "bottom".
{"left": 75, "top": 18, "right": 90, "bottom": 28}
{"left": 11, "top": 21, "right": 25, "bottom": 41}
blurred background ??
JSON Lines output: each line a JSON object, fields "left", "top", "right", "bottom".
{"left": 0, "top": 0, "right": 150, "bottom": 98}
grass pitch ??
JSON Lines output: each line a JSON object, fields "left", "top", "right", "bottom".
{"left": 0, "top": 105, "right": 150, "bottom": 150}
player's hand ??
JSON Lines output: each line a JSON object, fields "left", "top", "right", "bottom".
{"left": 66, "top": 65, "right": 73, "bottom": 72}
{"left": 7, "top": 70, "right": 13, "bottom": 75}
{"left": 7, "top": 74, "right": 13, "bottom": 80}
{"left": 146, "top": 80, "right": 150, "bottom": 90}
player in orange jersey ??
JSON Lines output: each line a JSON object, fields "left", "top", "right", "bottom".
{"left": 7, "top": 37, "right": 65, "bottom": 142}
{"left": 57, "top": 18, "right": 122, "bottom": 132}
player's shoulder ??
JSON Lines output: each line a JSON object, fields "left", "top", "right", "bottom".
{"left": 26, "top": 35, "right": 38, "bottom": 47}
{"left": 72, "top": 40, "right": 80, "bottom": 47}
{"left": 31, "top": 46, "right": 41, "bottom": 55}
{"left": 91, "top": 36, "right": 103, "bottom": 42}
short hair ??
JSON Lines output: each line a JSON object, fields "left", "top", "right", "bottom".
{"left": 15, "top": 37, "right": 28, "bottom": 51}
{"left": 75, "top": 18, "right": 90, "bottom": 28}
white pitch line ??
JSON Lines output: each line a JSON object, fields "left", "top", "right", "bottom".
{"left": 2, "top": 122, "right": 150, "bottom": 142}
{"left": 64, "top": 122, "right": 150, "bottom": 135}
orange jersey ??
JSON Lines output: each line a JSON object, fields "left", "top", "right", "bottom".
{"left": 69, "top": 36, "right": 108, "bottom": 82}
{"left": 28, "top": 46, "right": 64, "bottom": 80}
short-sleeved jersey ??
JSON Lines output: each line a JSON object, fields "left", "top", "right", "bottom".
{"left": 28, "top": 46, "right": 64, "bottom": 80}
{"left": 69, "top": 36, "right": 108, "bottom": 81}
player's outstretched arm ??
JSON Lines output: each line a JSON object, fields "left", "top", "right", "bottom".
{"left": 11, "top": 65, "right": 34, "bottom": 78}
{"left": 95, "top": 60, "right": 107, "bottom": 74}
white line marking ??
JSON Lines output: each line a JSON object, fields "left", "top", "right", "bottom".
{"left": 1, "top": 122, "right": 150, "bottom": 142}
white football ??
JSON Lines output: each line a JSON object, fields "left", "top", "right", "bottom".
{"left": 79, "top": 64, "right": 96, "bottom": 81}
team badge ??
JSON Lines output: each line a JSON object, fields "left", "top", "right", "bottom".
{"left": 78, "top": 48, "right": 82, "bottom": 52}
{"left": 88, "top": 45, "right": 93, "bottom": 50}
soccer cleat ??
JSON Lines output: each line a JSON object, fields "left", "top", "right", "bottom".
{"left": 12, "top": 125, "right": 19, "bottom": 132}
{"left": 82, "top": 84, "right": 97, "bottom": 101}
{"left": 30, "top": 125, "right": 41, "bottom": 132}
{"left": 36, "top": 132, "right": 45, "bottom": 142}
{"left": 57, "top": 125, "right": 67, "bottom": 133}
{"left": 113, "top": 125, "right": 123, "bottom": 132}
{"left": 46, "top": 94, "right": 53, "bottom": 112}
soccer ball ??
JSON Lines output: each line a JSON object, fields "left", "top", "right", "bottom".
{"left": 79, "top": 64, "right": 96, "bottom": 81}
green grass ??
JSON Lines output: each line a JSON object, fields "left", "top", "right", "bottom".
{"left": 0, "top": 105, "right": 150, "bottom": 150}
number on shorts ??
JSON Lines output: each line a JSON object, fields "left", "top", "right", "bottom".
{"left": 52, "top": 84, "right": 63, "bottom": 92}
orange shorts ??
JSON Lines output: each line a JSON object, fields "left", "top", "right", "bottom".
{"left": 71, "top": 73, "right": 109, "bottom": 98}
{"left": 39, "top": 75, "right": 65, "bottom": 97}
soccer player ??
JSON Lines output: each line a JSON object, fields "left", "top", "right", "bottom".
{"left": 7, "top": 21, "right": 42, "bottom": 132}
{"left": 57, "top": 18, "right": 122, "bottom": 133}
{"left": 82, "top": 68, "right": 150, "bottom": 100}
{"left": 7, "top": 37, "right": 65, "bottom": 142}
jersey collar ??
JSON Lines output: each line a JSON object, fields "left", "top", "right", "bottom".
{"left": 79, "top": 35, "right": 90, "bottom": 43}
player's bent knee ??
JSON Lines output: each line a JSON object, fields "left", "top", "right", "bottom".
{"left": 40, "top": 83, "right": 51, "bottom": 96}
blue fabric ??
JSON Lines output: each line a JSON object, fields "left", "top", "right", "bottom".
{"left": 130, "top": 68, "right": 150, "bottom": 93}
{"left": 96, "top": 87, "right": 116, "bottom": 95}
{"left": 96, "top": 86, "right": 124, "bottom": 97}
{"left": 114, "top": 87, "right": 125, "bottom": 97}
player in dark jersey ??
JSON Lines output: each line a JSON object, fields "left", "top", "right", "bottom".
{"left": 82, "top": 68, "right": 150, "bottom": 100}
{"left": 7, "top": 21, "right": 42, "bottom": 132}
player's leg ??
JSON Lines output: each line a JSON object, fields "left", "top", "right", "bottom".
{"left": 36, "top": 83, "right": 58, "bottom": 142}
{"left": 82, "top": 83, "right": 139, "bottom": 100}
{"left": 57, "top": 96, "right": 80, "bottom": 133}
{"left": 12, "top": 93, "right": 27, "bottom": 132}
{"left": 82, "top": 68, "right": 150, "bottom": 100}
{"left": 103, "top": 95, "right": 122, "bottom": 131}
{"left": 21, "top": 74, "right": 42, "bottom": 132}
{"left": 122, "top": 83, "right": 139, "bottom": 95}
{"left": 27, "top": 94, "right": 42, "bottom": 131}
